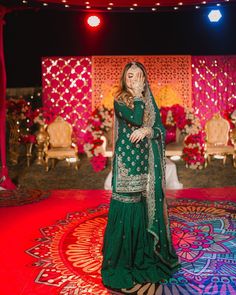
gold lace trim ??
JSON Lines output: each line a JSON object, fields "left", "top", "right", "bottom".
{"left": 112, "top": 192, "right": 141, "bottom": 203}
{"left": 143, "top": 89, "right": 156, "bottom": 128}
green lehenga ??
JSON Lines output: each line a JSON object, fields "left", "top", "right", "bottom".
{"left": 101, "top": 90, "right": 181, "bottom": 289}
{"left": 102, "top": 194, "right": 180, "bottom": 289}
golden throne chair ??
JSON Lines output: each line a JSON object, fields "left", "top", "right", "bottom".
{"left": 44, "top": 116, "right": 79, "bottom": 171}
{"left": 205, "top": 113, "right": 235, "bottom": 167}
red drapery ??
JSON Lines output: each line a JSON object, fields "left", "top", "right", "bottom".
{"left": 0, "top": 5, "right": 16, "bottom": 190}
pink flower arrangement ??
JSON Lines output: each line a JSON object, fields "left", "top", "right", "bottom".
{"left": 84, "top": 105, "right": 113, "bottom": 172}
{"left": 160, "top": 104, "right": 201, "bottom": 135}
{"left": 84, "top": 131, "right": 94, "bottom": 143}
{"left": 90, "top": 154, "right": 108, "bottom": 172}
{"left": 160, "top": 104, "right": 205, "bottom": 169}
{"left": 183, "top": 131, "right": 206, "bottom": 169}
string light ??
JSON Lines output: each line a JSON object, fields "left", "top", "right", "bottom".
{"left": 17, "top": 0, "right": 234, "bottom": 13}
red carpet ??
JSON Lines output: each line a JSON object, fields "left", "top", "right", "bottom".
{"left": 0, "top": 187, "right": 236, "bottom": 295}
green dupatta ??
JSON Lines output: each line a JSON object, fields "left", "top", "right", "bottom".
{"left": 144, "top": 85, "right": 180, "bottom": 269}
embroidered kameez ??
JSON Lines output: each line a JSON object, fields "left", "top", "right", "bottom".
{"left": 101, "top": 89, "right": 180, "bottom": 289}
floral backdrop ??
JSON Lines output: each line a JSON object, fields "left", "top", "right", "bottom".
{"left": 42, "top": 57, "right": 92, "bottom": 152}
{"left": 6, "top": 55, "right": 236, "bottom": 171}
{"left": 192, "top": 56, "right": 236, "bottom": 126}
{"left": 41, "top": 55, "right": 236, "bottom": 135}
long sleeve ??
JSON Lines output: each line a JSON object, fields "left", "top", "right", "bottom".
{"left": 114, "top": 98, "right": 145, "bottom": 127}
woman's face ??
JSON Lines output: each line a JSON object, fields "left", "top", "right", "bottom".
{"left": 125, "top": 66, "right": 144, "bottom": 90}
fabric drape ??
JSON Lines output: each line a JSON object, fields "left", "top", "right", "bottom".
{"left": 0, "top": 6, "right": 16, "bottom": 190}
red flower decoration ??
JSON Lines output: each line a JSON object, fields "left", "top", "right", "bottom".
{"left": 83, "top": 105, "right": 114, "bottom": 172}
{"left": 160, "top": 104, "right": 206, "bottom": 169}
{"left": 90, "top": 154, "right": 107, "bottom": 172}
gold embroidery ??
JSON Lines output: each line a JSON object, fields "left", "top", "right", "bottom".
{"left": 143, "top": 89, "right": 156, "bottom": 128}
{"left": 147, "top": 141, "right": 156, "bottom": 228}
{"left": 156, "top": 130, "right": 166, "bottom": 187}
{"left": 112, "top": 192, "right": 141, "bottom": 203}
{"left": 116, "top": 155, "right": 148, "bottom": 192}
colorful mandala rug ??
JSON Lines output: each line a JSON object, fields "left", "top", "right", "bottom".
{"left": 0, "top": 188, "right": 50, "bottom": 206}
{"left": 26, "top": 198, "right": 236, "bottom": 295}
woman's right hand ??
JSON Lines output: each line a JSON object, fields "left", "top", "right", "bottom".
{"left": 130, "top": 72, "right": 145, "bottom": 97}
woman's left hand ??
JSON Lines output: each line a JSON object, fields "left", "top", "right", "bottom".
{"left": 130, "top": 128, "right": 146, "bottom": 143}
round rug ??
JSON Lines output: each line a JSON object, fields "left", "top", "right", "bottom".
{"left": 0, "top": 188, "right": 50, "bottom": 206}
{"left": 26, "top": 199, "right": 236, "bottom": 295}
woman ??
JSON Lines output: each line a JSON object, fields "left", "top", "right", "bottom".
{"left": 101, "top": 62, "right": 180, "bottom": 294}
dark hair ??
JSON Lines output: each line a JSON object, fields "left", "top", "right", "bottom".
{"left": 115, "top": 61, "right": 148, "bottom": 108}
